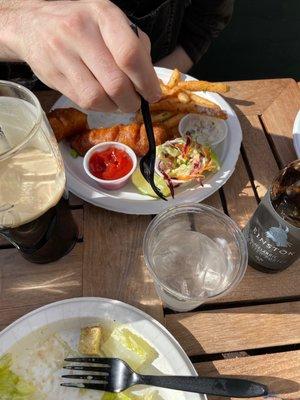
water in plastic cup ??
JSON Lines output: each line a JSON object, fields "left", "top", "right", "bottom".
{"left": 143, "top": 204, "right": 248, "bottom": 311}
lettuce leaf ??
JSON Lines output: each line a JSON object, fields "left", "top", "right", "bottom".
{"left": 0, "top": 354, "right": 36, "bottom": 399}
{"left": 101, "top": 327, "right": 158, "bottom": 371}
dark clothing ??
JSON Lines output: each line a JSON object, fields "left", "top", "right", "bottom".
{"left": 113, "top": 0, "right": 234, "bottom": 64}
{"left": 0, "top": 0, "right": 233, "bottom": 84}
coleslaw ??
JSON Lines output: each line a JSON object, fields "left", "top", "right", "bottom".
{"left": 156, "top": 137, "right": 220, "bottom": 183}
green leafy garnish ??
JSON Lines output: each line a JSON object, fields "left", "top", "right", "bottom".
{"left": 101, "top": 327, "right": 158, "bottom": 371}
{"left": 0, "top": 354, "right": 36, "bottom": 399}
{"left": 70, "top": 149, "right": 79, "bottom": 158}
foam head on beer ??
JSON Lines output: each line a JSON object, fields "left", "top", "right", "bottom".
{"left": 0, "top": 97, "right": 65, "bottom": 228}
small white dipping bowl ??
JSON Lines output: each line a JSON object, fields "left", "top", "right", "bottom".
{"left": 83, "top": 142, "right": 137, "bottom": 191}
{"left": 178, "top": 113, "right": 228, "bottom": 147}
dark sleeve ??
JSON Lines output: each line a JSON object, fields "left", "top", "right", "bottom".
{"left": 179, "top": 0, "right": 234, "bottom": 64}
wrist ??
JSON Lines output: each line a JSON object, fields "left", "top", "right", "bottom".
{"left": 155, "top": 46, "right": 193, "bottom": 73}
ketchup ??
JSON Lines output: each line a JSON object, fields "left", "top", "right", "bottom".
{"left": 89, "top": 147, "right": 133, "bottom": 180}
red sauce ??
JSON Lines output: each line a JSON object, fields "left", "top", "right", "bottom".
{"left": 89, "top": 147, "right": 133, "bottom": 180}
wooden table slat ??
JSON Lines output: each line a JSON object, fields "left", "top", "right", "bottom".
{"left": 69, "top": 193, "right": 85, "bottom": 207}
{"left": 224, "top": 79, "right": 289, "bottom": 116}
{"left": 82, "top": 206, "right": 164, "bottom": 324}
{"left": 222, "top": 153, "right": 257, "bottom": 229}
{"left": 210, "top": 261, "right": 300, "bottom": 304}
{"left": 203, "top": 191, "right": 224, "bottom": 211}
{"left": 261, "top": 79, "right": 300, "bottom": 167}
{"left": 196, "top": 350, "right": 300, "bottom": 400}
{"left": 0, "top": 235, "right": 11, "bottom": 247}
{"left": 72, "top": 208, "right": 84, "bottom": 240}
{"left": 241, "top": 114, "right": 280, "bottom": 199}
{"left": 0, "top": 244, "right": 83, "bottom": 313}
{"left": 166, "top": 301, "right": 300, "bottom": 356}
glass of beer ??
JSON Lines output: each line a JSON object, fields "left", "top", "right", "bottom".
{"left": 0, "top": 80, "right": 78, "bottom": 263}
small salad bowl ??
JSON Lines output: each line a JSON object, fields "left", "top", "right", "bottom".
{"left": 83, "top": 142, "right": 137, "bottom": 191}
{"left": 178, "top": 114, "right": 228, "bottom": 147}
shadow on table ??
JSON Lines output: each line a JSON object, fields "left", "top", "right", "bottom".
{"left": 215, "top": 96, "right": 297, "bottom": 220}
{"left": 200, "top": 374, "right": 299, "bottom": 400}
{"left": 223, "top": 96, "right": 255, "bottom": 108}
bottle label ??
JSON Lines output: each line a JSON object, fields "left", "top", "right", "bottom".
{"left": 243, "top": 191, "right": 300, "bottom": 271}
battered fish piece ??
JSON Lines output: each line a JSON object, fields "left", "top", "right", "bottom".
{"left": 47, "top": 107, "right": 88, "bottom": 142}
{"left": 71, "top": 123, "right": 170, "bottom": 157}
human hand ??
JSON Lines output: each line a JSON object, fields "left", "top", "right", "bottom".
{"left": 1, "top": 0, "right": 161, "bottom": 112}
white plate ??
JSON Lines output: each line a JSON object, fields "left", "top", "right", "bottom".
{"left": 293, "top": 110, "right": 300, "bottom": 157}
{"left": 0, "top": 297, "right": 204, "bottom": 400}
{"left": 52, "top": 67, "right": 242, "bottom": 214}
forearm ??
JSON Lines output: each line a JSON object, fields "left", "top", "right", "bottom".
{"left": 0, "top": 1, "right": 19, "bottom": 60}
{"left": 155, "top": 46, "right": 193, "bottom": 73}
{"left": 0, "top": 0, "right": 42, "bottom": 61}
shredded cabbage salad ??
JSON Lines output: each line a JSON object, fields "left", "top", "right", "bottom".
{"left": 156, "top": 136, "right": 220, "bottom": 183}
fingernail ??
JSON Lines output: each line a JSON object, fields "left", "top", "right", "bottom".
{"left": 149, "top": 92, "right": 162, "bottom": 103}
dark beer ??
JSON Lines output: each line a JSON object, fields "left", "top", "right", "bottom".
{"left": 243, "top": 160, "right": 300, "bottom": 273}
{"left": 0, "top": 80, "right": 78, "bottom": 263}
{"left": 0, "top": 197, "right": 78, "bottom": 264}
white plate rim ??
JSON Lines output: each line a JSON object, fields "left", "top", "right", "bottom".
{"left": 292, "top": 109, "right": 300, "bottom": 158}
{"left": 52, "top": 67, "right": 242, "bottom": 214}
{"left": 0, "top": 297, "right": 205, "bottom": 400}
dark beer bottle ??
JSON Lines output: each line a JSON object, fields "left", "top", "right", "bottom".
{"left": 243, "top": 160, "right": 300, "bottom": 273}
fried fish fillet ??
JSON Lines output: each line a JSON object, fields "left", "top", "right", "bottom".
{"left": 71, "top": 123, "right": 171, "bottom": 157}
{"left": 47, "top": 107, "right": 88, "bottom": 142}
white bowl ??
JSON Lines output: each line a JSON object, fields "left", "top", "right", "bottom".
{"left": 178, "top": 114, "right": 228, "bottom": 146}
{"left": 83, "top": 142, "right": 137, "bottom": 190}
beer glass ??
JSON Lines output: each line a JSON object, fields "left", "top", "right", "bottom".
{"left": 0, "top": 81, "right": 78, "bottom": 263}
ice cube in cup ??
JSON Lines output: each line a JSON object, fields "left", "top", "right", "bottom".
{"left": 143, "top": 204, "right": 248, "bottom": 311}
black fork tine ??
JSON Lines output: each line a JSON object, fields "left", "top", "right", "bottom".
{"left": 64, "top": 357, "right": 112, "bottom": 364}
{"left": 61, "top": 382, "right": 108, "bottom": 391}
{"left": 62, "top": 374, "right": 108, "bottom": 381}
{"left": 63, "top": 365, "right": 109, "bottom": 373}
{"left": 140, "top": 162, "right": 167, "bottom": 201}
{"left": 140, "top": 100, "right": 167, "bottom": 202}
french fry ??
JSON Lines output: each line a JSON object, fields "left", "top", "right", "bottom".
{"left": 177, "top": 80, "right": 229, "bottom": 93}
{"left": 160, "top": 82, "right": 173, "bottom": 97}
{"left": 189, "top": 93, "right": 220, "bottom": 109}
{"left": 167, "top": 68, "right": 181, "bottom": 88}
{"left": 152, "top": 111, "right": 175, "bottom": 123}
{"left": 177, "top": 91, "right": 190, "bottom": 104}
{"left": 163, "top": 113, "right": 186, "bottom": 128}
{"left": 134, "top": 110, "right": 175, "bottom": 124}
{"left": 134, "top": 111, "right": 144, "bottom": 124}
{"left": 150, "top": 99, "right": 228, "bottom": 120}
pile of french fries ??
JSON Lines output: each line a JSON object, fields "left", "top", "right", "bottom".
{"left": 135, "top": 69, "right": 230, "bottom": 133}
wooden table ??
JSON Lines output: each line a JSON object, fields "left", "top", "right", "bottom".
{"left": 1, "top": 79, "right": 300, "bottom": 399}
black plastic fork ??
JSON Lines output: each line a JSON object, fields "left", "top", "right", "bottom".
{"left": 130, "top": 24, "right": 167, "bottom": 201}
{"left": 62, "top": 357, "right": 268, "bottom": 398}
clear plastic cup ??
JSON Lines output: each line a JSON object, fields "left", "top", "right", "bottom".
{"left": 143, "top": 204, "right": 248, "bottom": 311}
